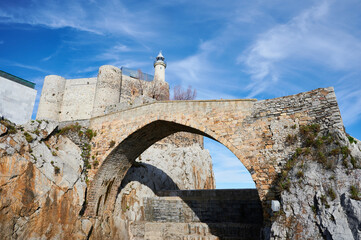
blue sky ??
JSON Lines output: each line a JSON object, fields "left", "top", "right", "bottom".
{"left": 1, "top": 0, "right": 361, "bottom": 189}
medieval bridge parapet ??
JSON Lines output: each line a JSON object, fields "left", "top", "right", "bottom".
{"left": 85, "top": 87, "right": 343, "bottom": 217}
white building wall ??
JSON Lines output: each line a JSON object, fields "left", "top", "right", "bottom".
{"left": 0, "top": 76, "right": 37, "bottom": 124}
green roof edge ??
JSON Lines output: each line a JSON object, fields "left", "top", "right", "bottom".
{"left": 0, "top": 70, "right": 36, "bottom": 89}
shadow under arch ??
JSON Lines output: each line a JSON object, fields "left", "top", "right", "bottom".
{"left": 117, "top": 162, "right": 263, "bottom": 239}
{"left": 84, "top": 120, "right": 261, "bottom": 219}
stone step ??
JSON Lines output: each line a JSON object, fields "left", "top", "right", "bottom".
{"left": 156, "top": 189, "right": 260, "bottom": 201}
{"left": 130, "top": 222, "right": 261, "bottom": 240}
{"left": 143, "top": 197, "right": 263, "bottom": 224}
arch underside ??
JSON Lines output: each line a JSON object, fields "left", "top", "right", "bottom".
{"left": 85, "top": 120, "right": 257, "bottom": 217}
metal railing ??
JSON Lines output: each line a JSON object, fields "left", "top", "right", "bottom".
{"left": 121, "top": 67, "right": 154, "bottom": 82}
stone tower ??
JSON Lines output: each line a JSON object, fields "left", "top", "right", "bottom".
{"left": 153, "top": 51, "right": 166, "bottom": 82}
{"left": 36, "top": 75, "right": 66, "bottom": 121}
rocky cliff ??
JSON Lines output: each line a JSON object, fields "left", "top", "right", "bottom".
{"left": 267, "top": 124, "right": 361, "bottom": 239}
{"left": 0, "top": 118, "right": 214, "bottom": 239}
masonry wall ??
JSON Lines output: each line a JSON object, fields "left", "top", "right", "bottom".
{"left": 120, "top": 74, "right": 169, "bottom": 102}
{"left": 59, "top": 78, "right": 97, "bottom": 121}
{"left": 37, "top": 65, "right": 169, "bottom": 121}
{"left": 0, "top": 76, "right": 37, "bottom": 124}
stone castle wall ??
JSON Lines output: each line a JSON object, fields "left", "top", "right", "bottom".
{"left": 37, "top": 65, "right": 169, "bottom": 122}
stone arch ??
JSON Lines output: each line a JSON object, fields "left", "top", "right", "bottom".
{"left": 85, "top": 120, "right": 259, "bottom": 217}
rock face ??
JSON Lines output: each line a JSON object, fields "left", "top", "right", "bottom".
{"left": 0, "top": 120, "right": 88, "bottom": 239}
{"left": 268, "top": 126, "right": 361, "bottom": 240}
{"left": 0, "top": 119, "right": 214, "bottom": 239}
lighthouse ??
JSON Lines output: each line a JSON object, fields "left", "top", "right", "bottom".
{"left": 153, "top": 51, "right": 166, "bottom": 82}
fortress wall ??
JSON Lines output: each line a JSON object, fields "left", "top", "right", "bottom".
{"left": 59, "top": 78, "right": 97, "bottom": 122}
{"left": 37, "top": 65, "right": 170, "bottom": 121}
{"left": 36, "top": 75, "right": 66, "bottom": 121}
{"left": 91, "top": 66, "right": 122, "bottom": 118}
{"left": 120, "top": 75, "right": 169, "bottom": 101}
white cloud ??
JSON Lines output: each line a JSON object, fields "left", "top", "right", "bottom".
{"left": 239, "top": 1, "right": 361, "bottom": 97}
{"left": 0, "top": 0, "right": 157, "bottom": 40}
{"left": 335, "top": 73, "right": 361, "bottom": 126}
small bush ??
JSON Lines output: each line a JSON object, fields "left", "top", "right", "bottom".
{"left": 340, "top": 146, "right": 350, "bottom": 159}
{"left": 52, "top": 151, "right": 57, "bottom": 156}
{"left": 54, "top": 166, "right": 60, "bottom": 175}
{"left": 317, "top": 152, "right": 326, "bottom": 164}
{"left": 348, "top": 135, "right": 357, "bottom": 144}
{"left": 321, "top": 195, "right": 330, "bottom": 208}
{"left": 350, "top": 156, "right": 358, "bottom": 169}
{"left": 33, "top": 129, "right": 40, "bottom": 136}
{"left": 291, "top": 124, "right": 297, "bottom": 129}
{"left": 310, "top": 124, "right": 321, "bottom": 133}
{"left": 286, "top": 134, "right": 297, "bottom": 145}
{"left": 328, "top": 188, "right": 336, "bottom": 201}
{"left": 57, "top": 123, "right": 81, "bottom": 136}
{"left": 303, "top": 147, "right": 311, "bottom": 155}
{"left": 109, "top": 140, "right": 116, "bottom": 148}
{"left": 350, "top": 185, "right": 361, "bottom": 200}
{"left": 330, "top": 148, "right": 340, "bottom": 156}
{"left": 24, "top": 132, "right": 34, "bottom": 143}
{"left": 326, "top": 159, "right": 336, "bottom": 170}
{"left": 0, "top": 120, "right": 17, "bottom": 134}
{"left": 93, "top": 160, "right": 99, "bottom": 168}
{"left": 279, "top": 179, "right": 291, "bottom": 191}
{"left": 296, "top": 170, "right": 304, "bottom": 178}
{"left": 313, "top": 138, "right": 323, "bottom": 149}
{"left": 342, "top": 159, "right": 349, "bottom": 168}
{"left": 85, "top": 129, "right": 95, "bottom": 140}
{"left": 311, "top": 205, "right": 317, "bottom": 214}
{"left": 295, "top": 148, "right": 302, "bottom": 156}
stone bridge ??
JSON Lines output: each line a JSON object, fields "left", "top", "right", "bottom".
{"left": 84, "top": 87, "right": 343, "bottom": 217}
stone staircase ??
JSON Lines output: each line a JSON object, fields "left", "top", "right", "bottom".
{"left": 130, "top": 189, "right": 263, "bottom": 240}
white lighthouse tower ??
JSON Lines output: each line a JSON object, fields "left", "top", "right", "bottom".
{"left": 153, "top": 51, "right": 166, "bottom": 82}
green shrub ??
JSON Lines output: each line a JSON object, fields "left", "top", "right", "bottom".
{"left": 24, "top": 132, "right": 33, "bottom": 143}
{"left": 330, "top": 148, "right": 340, "bottom": 156}
{"left": 313, "top": 138, "right": 323, "bottom": 149}
{"left": 57, "top": 123, "right": 81, "bottom": 136}
{"left": 317, "top": 152, "right": 326, "bottom": 164}
{"left": 295, "top": 148, "right": 302, "bottom": 156}
{"left": 296, "top": 170, "right": 304, "bottom": 178}
{"left": 348, "top": 135, "right": 357, "bottom": 144}
{"left": 85, "top": 129, "right": 95, "bottom": 140}
{"left": 93, "top": 160, "right": 99, "bottom": 168}
{"left": 303, "top": 147, "right": 311, "bottom": 155}
{"left": 350, "top": 156, "right": 358, "bottom": 169}
{"left": 340, "top": 146, "right": 350, "bottom": 159}
{"left": 0, "top": 120, "right": 17, "bottom": 134}
{"left": 328, "top": 188, "right": 336, "bottom": 201}
{"left": 52, "top": 151, "right": 57, "bottom": 156}
{"left": 54, "top": 166, "right": 60, "bottom": 175}
{"left": 321, "top": 195, "right": 330, "bottom": 208}
{"left": 286, "top": 134, "right": 297, "bottom": 145}
{"left": 342, "top": 159, "right": 349, "bottom": 168}
{"left": 350, "top": 185, "right": 360, "bottom": 200}
{"left": 109, "top": 140, "right": 116, "bottom": 148}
